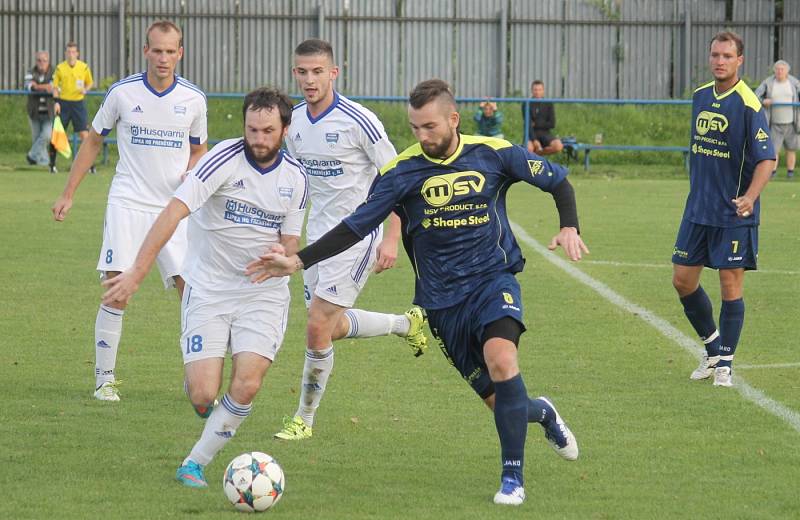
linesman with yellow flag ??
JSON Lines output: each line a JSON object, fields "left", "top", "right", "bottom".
{"left": 53, "top": 41, "right": 94, "bottom": 173}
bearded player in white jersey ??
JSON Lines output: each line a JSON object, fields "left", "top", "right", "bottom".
{"left": 273, "top": 39, "right": 428, "bottom": 440}
{"left": 52, "top": 21, "right": 208, "bottom": 401}
{"left": 102, "top": 87, "right": 308, "bottom": 488}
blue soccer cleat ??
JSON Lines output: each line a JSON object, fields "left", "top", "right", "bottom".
{"left": 493, "top": 474, "right": 525, "bottom": 506}
{"left": 537, "top": 396, "right": 579, "bottom": 461}
{"left": 176, "top": 459, "right": 208, "bottom": 488}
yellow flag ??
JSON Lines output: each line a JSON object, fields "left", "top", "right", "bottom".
{"left": 51, "top": 116, "right": 72, "bottom": 159}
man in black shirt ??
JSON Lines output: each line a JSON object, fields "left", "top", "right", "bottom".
{"left": 24, "top": 51, "right": 56, "bottom": 168}
{"left": 522, "top": 80, "right": 563, "bottom": 156}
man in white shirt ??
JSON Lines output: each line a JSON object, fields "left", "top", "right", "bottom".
{"left": 756, "top": 60, "right": 800, "bottom": 178}
{"left": 273, "top": 39, "right": 428, "bottom": 441}
{"left": 101, "top": 87, "right": 307, "bottom": 489}
{"left": 51, "top": 21, "right": 208, "bottom": 401}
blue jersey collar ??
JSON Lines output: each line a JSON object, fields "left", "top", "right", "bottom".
{"left": 306, "top": 91, "right": 339, "bottom": 124}
{"left": 142, "top": 72, "right": 178, "bottom": 98}
{"left": 245, "top": 146, "right": 284, "bottom": 175}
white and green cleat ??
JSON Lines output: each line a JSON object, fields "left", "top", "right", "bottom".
{"left": 404, "top": 307, "right": 428, "bottom": 357}
{"left": 274, "top": 415, "right": 313, "bottom": 440}
{"left": 94, "top": 380, "right": 122, "bottom": 402}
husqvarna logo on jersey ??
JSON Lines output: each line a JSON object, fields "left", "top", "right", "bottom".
{"left": 420, "top": 171, "right": 485, "bottom": 207}
{"left": 695, "top": 111, "right": 729, "bottom": 136}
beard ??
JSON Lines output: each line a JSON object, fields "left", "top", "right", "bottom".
{"left": 421, "top": 131, "right": 457, "bottom": 159}
{"left": 244, "top": 139, "right": 281, "bottom": 164}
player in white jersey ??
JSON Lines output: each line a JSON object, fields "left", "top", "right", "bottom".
{"left": 272, "top": 39, "right": 428, "bottom": 441}
{"left": 102, "top": 88, "right": 307, "bottom": 488}
{"left": 51, "top": 21, "right": 208, "bottom": 401}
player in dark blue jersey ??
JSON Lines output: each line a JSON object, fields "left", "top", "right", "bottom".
{"left": 246, "top": 79, "right": 589, "bottom": 506}
{"left": 672, "top": 31, "right": 775, "bottom": 388}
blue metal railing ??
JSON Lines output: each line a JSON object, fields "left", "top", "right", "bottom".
{"left": 4, "top": 89, "right": 798, "bottom": 162}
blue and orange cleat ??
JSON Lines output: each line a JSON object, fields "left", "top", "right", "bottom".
{"left": 176, "top": 459, "right": 208, "bottom": 488}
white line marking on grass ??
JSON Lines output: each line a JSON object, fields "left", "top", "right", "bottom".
{"left": 583, "top": 259, "right": 799, "bottom": 276}
{"left": 736, "top": 362, "right": 800, "bottom": 370}
{"left": 510, "top": 221, "right": 800, "bottom": 434}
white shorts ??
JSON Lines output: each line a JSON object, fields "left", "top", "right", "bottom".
{"left": 303, "top": 225, "right": 382, "bottom": 308}
{"left": 97, "top": 204, "right": 188, "bottom": 288}
{"left": 180, "top": 284, "right": 290, "bottom": 364}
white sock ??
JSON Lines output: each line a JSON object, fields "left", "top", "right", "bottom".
{"left": 95, "top": 304, "right": 124, "bottom": 388}
{"left": 344, "top": 309, "right": 409, "bottom": 337}
{"left": 187, "top": 394, "right": 251, "bottom": 466}
{"left": 296, "top": 346, "right": 334, "bottom": 427}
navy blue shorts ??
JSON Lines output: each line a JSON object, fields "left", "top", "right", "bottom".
{"left": 672, "top": 220, "right": 758, "bottom": 270}
{"left": 426, "top": 273, "right": 526, "bottom": 399}
{"left": 59, "top": 100, "right": 88, "bottom": 132}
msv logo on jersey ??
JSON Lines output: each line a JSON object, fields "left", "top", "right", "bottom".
{"left": 421, "top": 171, "right": 485, "bottom": 207}
{"left": 695, "top": 111, "right": 729, "bottom": 136}
{"left": 325, "top": 132, "right": 339, "bottom": 148}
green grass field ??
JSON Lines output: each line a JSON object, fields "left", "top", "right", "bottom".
{"left": 2, "top": 158, "right": 799, "bottom": 519}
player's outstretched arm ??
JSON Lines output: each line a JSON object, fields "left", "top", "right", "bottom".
{"left": 548, "top": 227, "right": 589, "bottom": 261}
{"left": 245, "top": 253, "right": 301, "bottom": 283}
{"left": 246, "top": 222, "right": 364, "bottom": 283}
{"left": 51, "top": 129, "right": 104, "bottom": 221}
{"left": 279, "top": 234, "right": 301, "bottom": 257}
{"left": 547, "top": 178, "right": 589, "bottom": 261}
{"left": 374, "top": 212, "right": 401, "bottom": 273}
{"left": 101, "top": 198, "right": 190, "bottom": 305}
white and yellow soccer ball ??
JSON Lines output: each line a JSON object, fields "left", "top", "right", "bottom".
{"left": 223, "top": 452, "right": 285, "bottom": 512}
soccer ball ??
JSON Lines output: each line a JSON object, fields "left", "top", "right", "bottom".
{"left": 223, "top": 451, "right": 285, "bottom": 512}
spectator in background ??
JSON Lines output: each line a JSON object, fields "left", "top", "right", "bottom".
{"left": 53, "top": 41, "right": 94, "bottom": 174}
{"left": 24, "top": 50, "right": 55, "bottom": 168}
{"left": 522, "top": 80, "right": 563, "bottom": 156}
{"left": 474, "top": 99, "right": 504, "bottom": 138}
{"left": 755, "top": 60, "right": 800, "bottom": 179}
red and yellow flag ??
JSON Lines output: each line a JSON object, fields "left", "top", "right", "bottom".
{"left": 50, "top": 116, "right": 72, "bottom": 159}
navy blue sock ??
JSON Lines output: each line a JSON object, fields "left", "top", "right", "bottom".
{"left": 679, "top": 286, "right": 720, "bottom": 356}
{"left": 528, "top": 397, "right": 548, "bottom": 424}
{"left": 718, "top": 298, "right": 745, "bottom": 368}
{"left": 493, "top": 374, "right": 528, "bottom": 484}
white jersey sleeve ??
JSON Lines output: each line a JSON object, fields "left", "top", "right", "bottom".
{"left": 281, "top": 154, "right": 309, "bottom": 237}
{"left": 92, "top": 88, "right": 120, "bottom": 135}
{"left": 173, "top": 140, "right": 239, "bottom": 212}
{"left": 188, "top": 96, "right": 208, "bottom": 145}
{"left": 360, "top": 113, "right": 397, "bottom": 170}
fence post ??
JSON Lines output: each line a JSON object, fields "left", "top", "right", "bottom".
{"left": 499, "top": 3, "right": 507, "bottom": 97}
{"left": 118, "top": 0, "right": 126, "bottom": 80}
{"left": 683, "top": 0, "right": 691, "bottom": 95}
{"left": 318, "top": 1, "right": 325, "bottom": 40}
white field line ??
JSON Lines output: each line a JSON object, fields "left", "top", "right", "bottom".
{"left": 510, "top": 221, "right": 800, "bottom": 434}
{"left": 582, "top": 259, "right": 799, "bottom": 276}
{"left": 736, "top": 362, "right": 800, "bottom": 370}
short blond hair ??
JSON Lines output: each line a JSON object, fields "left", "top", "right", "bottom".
{"left": 146, "top": 20, "right": 183, "bottom": 47}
